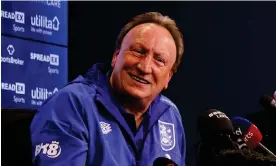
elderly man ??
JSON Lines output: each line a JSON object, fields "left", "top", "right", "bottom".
{"left": 31, "top": 12, "right": 186, "bottom": 166}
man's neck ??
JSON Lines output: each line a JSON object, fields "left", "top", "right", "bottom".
{"left": 120, "top": 96, "right": 152, "bottom": 128}
{"left": 109, "top": 74, "right": 154, "bottom": 127}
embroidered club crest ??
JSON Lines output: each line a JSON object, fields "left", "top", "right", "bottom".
{"left": 158, "top": 120, "right": 175, "bottom": 151}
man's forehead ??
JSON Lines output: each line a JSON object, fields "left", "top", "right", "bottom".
{"left": 124, "top": 23, "right": 175, "bottom": 48}
{"left": 127, "top": 23, "right": 171, "bottom": 40}
{"left": 132, "top": 23, "right": 158, "bottom": 34}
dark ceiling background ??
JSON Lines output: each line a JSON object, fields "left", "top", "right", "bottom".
{"left": 68, "top": 2, "right": 276, "bottom": 166}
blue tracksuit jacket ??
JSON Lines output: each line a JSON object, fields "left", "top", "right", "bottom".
{"left": 30, "top": 63, "right": 186, "bottom": 166}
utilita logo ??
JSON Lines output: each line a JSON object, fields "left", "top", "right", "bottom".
{"left": 31, "top": 87, "right": 58, "bottom": 100}
{"left": 31, "top": 15, "right": 60, "bottom": 31}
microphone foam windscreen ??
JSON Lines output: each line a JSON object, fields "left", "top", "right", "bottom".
{"left": 232, "top": 117, "right": 252, "bottom": 132}
{"left": 197, "top": 109, "right": 233, "bottom": 140}
{"left": 232, "top": 117, "right": 263, "bottom": 149}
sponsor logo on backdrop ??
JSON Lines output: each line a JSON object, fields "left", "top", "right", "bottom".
{"left": 1, "top": 10, "right": 25, "bottom": 33}
{"left": 1, "top": 44, "right": 25, "bottom": 65}
{"left": 30, "top": 14, "right": 60, "bottom": 36}
{"left": 7, "top": 44, "right": 15, "bottom": 55}
{"left": 31, "top": 87, "right": 58, "bottom": 106}
{"left": 30, "top": 52, "right": 59, "bottom": 74}
{"left": 35, "top": 0, "right": 62, "bottom": 8}
{"left": 1, "top": 82, "right": 26, "bottom": 104}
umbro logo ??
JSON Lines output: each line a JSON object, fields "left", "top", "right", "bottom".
{"left": 100, "top": 121, "right": 112, "bottom": 134}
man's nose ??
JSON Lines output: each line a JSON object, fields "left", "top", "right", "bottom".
{"left": 137, "top": 55, "right": 153, "bottom": 74}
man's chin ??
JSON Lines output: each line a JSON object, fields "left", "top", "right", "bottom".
{"left": 125, "top": 90, "right": 150, "bottom": 100}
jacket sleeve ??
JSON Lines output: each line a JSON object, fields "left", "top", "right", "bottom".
{"left": 181, "top": 127, "right": 187, "bottom": 166}
{"left": 30, "top": 89, "right": 89, "bottom": 166}
{"left": 176, "top": 108, "right": 186, "bottom": 166}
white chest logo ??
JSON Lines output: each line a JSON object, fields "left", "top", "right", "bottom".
{"left": 158, "top": 120, "right": 176, "bottom": 151}
{"left": 100, "top": 121, "right": 112, "bottom": 134}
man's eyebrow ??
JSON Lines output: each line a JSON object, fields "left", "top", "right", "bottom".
{"left": 131, "top": 42, "right": 148, "bottom": 49}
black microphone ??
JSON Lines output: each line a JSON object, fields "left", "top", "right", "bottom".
{"left": 153, "top": 157, "right": 178, "bottom": 166}
{"left": 197, "top": 109, "right": 233, "bottom": 142}
{"left": 197, "top": 109, "right": 246, "bottom": 154}
{"left": 260, "top": 95, "right": 276, "bottom": 111}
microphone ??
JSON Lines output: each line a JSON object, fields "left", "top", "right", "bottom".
{"left": 232, "top": 116, "right": 276, "bottom": 158}
{"left": 153, "top": 157, "right": 178, "bottom": 166}
{"left": 196, "top": 109, "right": 251, "bottom": 166}
{"left": 197, "top": 109, "right": 244, "bottom": 152}
{"left": 197, "top": 109, "right": 233, "bottom": 141}
{"left": 260, "top": 95, "right": 276, "bottom": 110}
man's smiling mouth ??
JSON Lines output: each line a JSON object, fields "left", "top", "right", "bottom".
{"left": 129, "top": 73, "right": 150, "bottom": 84}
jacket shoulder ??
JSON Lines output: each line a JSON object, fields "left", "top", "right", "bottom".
{"left": 160, "top": 95, "right": 181, "bottom": 117}
{"left": 49, "top": 82, "right": 97, "bottom": 102}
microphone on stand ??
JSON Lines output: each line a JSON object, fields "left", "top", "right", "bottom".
{"left": 197, "top": 109, "right": 247, "bottom": 155}
{"left": 232, "top": 116, "right": 276, "bottom": 159}
{"left": 153, "top": 157, "right": 178, "bottom": 166}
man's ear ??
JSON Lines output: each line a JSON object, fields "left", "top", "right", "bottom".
{"left": 111, "top": 49, "right": 120, "bottom": 68}
{"left": 163, "top": 70, "right": 174, "bottom": 90}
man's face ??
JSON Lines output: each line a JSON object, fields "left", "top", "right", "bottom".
{"left": 273, "top": 90, "right": 276, "bottom": 99}
{"left": 111, "top": 23, "right": 177, "bottom": 100}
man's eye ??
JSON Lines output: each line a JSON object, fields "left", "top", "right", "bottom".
{"left": 157, "top": 58, "right": 165, "bottom": 63}
{"left": 135, "top": 49, "right": 145, "bottom": 54}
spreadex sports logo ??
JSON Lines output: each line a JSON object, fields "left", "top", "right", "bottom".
{"left": 1, "top": 10, "right": 25, "bottom": 33}
{"left": 1, "top": 10, "right": 25, "bottom": 24}
{"left": 1, "top": 82, "right": 25, "bottom": 94}
{"left": 30, "top": 52, "right": 59, "bottom": 74}
{"left": 1, "top": 82, "right": 26, "bottom": 104}
{"left": 30, "top": 52, "right": 59, "bottom": 66}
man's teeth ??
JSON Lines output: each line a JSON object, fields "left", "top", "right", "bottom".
{"left": 130, "top": 75, "right": 148, "bottom": 84}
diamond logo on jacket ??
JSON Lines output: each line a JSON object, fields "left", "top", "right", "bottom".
{"left": 100, "top": 121, "right": 112, "bottom": 134}
{"left": 158, "top": 120, "right": 176, "bottom": 151}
